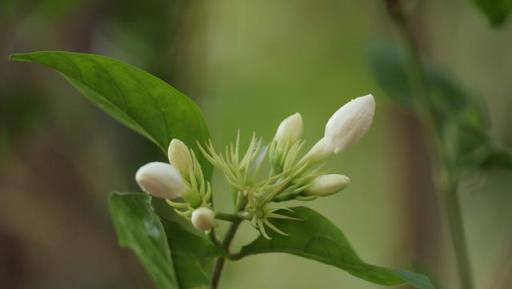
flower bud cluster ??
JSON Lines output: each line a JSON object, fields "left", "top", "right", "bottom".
{"left": 135, "top": 139, "right": 215, "bottom": 231}
{"left": 134, "top": 94, "right": 375, "bottom": 236}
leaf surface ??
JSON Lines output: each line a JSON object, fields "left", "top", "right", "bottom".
{"left": 109, "top": 192, "right": 177, "bottom": 289}
{"left": 110, "top": 193, "right": 222, "bottom": 289}
{"left": 472, "top": 0, "right": 512, "bottom": 26}
{"left": 10, "top": 51, "right": 211, "bottom": 175}
{"left": 239, "top": 207, "right": 436, "bottom": 289}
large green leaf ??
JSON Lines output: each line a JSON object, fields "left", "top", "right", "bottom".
{"left": 238, "top": 207, "right": 436, "bottom": 289}
{"left": 9, "top": 51, "right": 211, "bottom": 176}
{"left": 472, "top": 0, "right": 512, "bottom": 26}
{"left": 109, "top": 193, "right": 222, "bottom": 289}
{"left": 109, "top": 192, "right": 177, "bottom": 289}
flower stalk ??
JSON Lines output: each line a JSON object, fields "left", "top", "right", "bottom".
{"left": 384, "top": 1, "right": 474, "bottom": 289}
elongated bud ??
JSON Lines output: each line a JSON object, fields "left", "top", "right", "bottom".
{"left": 325, "top": 94, "right": 375, "bottom": 153}
{"left": 304, "top": 174, "right": 350, "bottom": 197}
{"left": 191, "top": 207, "right": 216, "bottom": 231}
{"left": 275, "top": 113, "right": 303, "bottom": 145}
{"left": 302, "top": 137, "right": 335, "bottom": 164}
{"left": 168, "top": 139, "right": 193, "bottom": 178}
{"left": 135, "top": 162, "right": 185, "bottom": 199}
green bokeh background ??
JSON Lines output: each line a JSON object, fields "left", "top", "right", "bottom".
{"left": 1, "top": 1, "right": 512, "bottom": 289}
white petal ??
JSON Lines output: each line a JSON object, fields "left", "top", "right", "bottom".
{"left": 274, "top": 113, "right": 303, "bottom": 145}
{"left": 302, "top": 137, "right": 335, "bottom": 164}
{"left": 304, "top": 174, "right": 350, "bottom": 197}
{"left": 325, "top": 94, "right": 375, "bottom": 153}
{"left": 168, "top": 138, "right": 192, "bottom": 178}
{"left": 135, "top": 162, "right": 185, "bottom": 200}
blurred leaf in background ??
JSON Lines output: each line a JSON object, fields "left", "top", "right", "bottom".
{"left": 471, "top": 0, "right": 512, "bottom": 26}
{"left": 367, "top": 40, "right": 512, "bottom": 173}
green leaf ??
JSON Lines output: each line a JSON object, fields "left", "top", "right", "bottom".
{"left": 367, "top": 42, "right": 495, "bottom": 170}
{"left": 158, "top": 200, "right": 223, "bottom": 289}
{"left": 109, "top": 192, "right": 177, "bottom": 289}
{"left": 238, "top": 207, "right": 436, "bottom": 289}
{"left": 367, "top": 42, "right": 488, "bottom": 124}
{"left": 426, "top": 67, "right": 492, "bottom": 169}
{"left": 468, "top": 144, "right": 512, "bottom": 171}
{"left": 109, "top": 193, "right": 222, "bottom": 289}
{"left": 163, "top": 223, "right": 221, "bottom": 289}
{"left": 9, "top": 51, "right": 211, "bottom": 177}
{"left": 366, "top": 41, "right": 414, "bottom": 106}
{"left": 471, "top": 0, "right": 512, "bottom": 26}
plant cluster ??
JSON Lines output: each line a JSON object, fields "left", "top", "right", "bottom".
{"left": 10, "top": 51, "right": 437, "bottom": 289}
{"left": 135, "top": 95, "right": 374, "bottom": 238}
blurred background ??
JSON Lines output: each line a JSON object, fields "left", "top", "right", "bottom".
{"left": 1, "top": 0, "right": 512, "bottom": 289}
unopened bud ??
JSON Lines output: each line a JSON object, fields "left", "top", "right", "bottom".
{"left": 191, "top": 207, "right": 216, "bottom": 231}
{"left": 168, "top": 139, "right": 193, "bottom": 178}
{"left": 135, "top": 162, "right": 185, "bottom": 200}
{"left": 274, "top": 113, "right": 303, "bottom": 145}
{"left": 324, "top": 94, "right": 375, "bottom": 153}
{"left": 304, "top": 174, "right": 350, "bottom": 197}
{"left": 302, "top": 137, "right": 335, "bottom": 164}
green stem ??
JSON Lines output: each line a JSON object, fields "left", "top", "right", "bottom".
{"left": 443, "top": 179, "right": 474, "bottom": 289}
{"left": 209, "top": 220, "right": 242, "bottom": 289}
{"left": 384, "top": 1, "right": 474, "bottom": 289}
{"left": 215, "top": 212, "right": 243, "bottom": 222}
{"left": 210, "top": 196, "right": 246, "bottom": 289}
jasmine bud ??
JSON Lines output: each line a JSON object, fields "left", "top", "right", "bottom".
{"left": 274, "top": 113, "right": 303, "bottom": 145}
{"left": 302, "top": 137, "right": 335, "bottom": 164}
{"left": 135, "top": 162, "right": 185, "bottom": 200}
{"left": 324, "top": 94, "right": 375, "bottom": 153}
{"left": 304, "top": 174, "right": 350, "bottom": 197}
{"left": 168, "top": 139, "right": 193, "bottom": 178}
{"left": 191, "top": 207, "right": 216, "bottom": 231}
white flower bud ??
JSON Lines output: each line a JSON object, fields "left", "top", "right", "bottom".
{"left": 304, "top": 174, "right": 350, "bottom": 197}
{"left": 135, "top": 162, "right": 185, "bottom": 200}
{"left": 168, "top": 139, "right": 193, "bottom": 178}
{"left": 274, "top": 113, "right": 303, "bottom": 145}
{"left": 191, "top": 207, "right": 216, "bottom": 231}
{"left": 302, "top": 137, "right": 335, "bottom": 164}
{"left": 324, "top": 94, "right": 375, "bottom": 153}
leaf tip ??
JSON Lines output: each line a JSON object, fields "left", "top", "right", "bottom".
{"left": 8, "top": 53, "right": 30, "bottom": 62}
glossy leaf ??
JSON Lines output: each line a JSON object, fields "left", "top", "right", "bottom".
{"left": 9, "top": 51, "right": 211, "bottom": 177}
{"left": 110, "top": 193, "right": 222, "bottom": 289}
{"left": 238, "top": 207, "right": 436, "bottom": 289}
{"left": 109, "top": 192, "right": 177, "bottom": 289}
{"left": 164, "top": 222, "right": 222, "bottom": 289}
{"left": 472, "top": 0, "right": 512, "bottom": 26}
{"left": 156, "top": 199, "right": 223, "bottom": 289}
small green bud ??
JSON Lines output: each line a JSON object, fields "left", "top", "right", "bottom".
{"left": 191, "top": 207, "right": 216, "bottom": 231}
{"left": 304, "top": 174, "right": 350, "bottom": 197}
